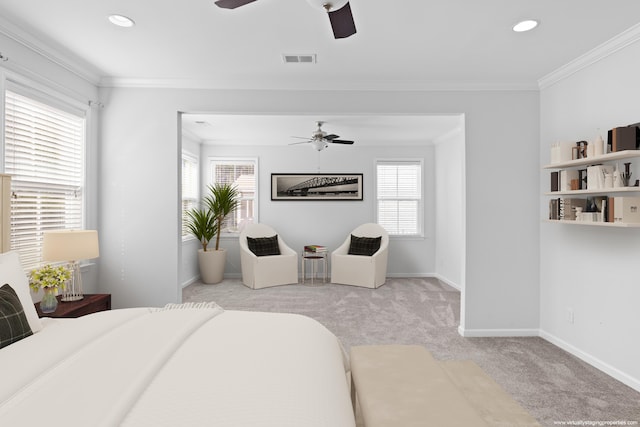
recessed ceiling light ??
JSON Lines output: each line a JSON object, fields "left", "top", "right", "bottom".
{"left": 108, "top": 14, "right": 135, "bottom": 28}
{"left": 513, "top": 19, "right": 538, "bottom": 33}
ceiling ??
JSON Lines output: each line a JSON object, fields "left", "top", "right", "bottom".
{"left": 1, "top": 0, "right": 639, "bottom": 144}
{"left": 182, "top": 114, "right": 463, "bottom": 146}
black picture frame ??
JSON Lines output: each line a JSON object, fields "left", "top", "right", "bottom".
{"left": 271, "top": 173, "right": 363, "bottom": 201}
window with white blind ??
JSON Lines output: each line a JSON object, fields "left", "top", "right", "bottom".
{"left": 376, "top": 160, "right": 423, "bottom": 236}
{"left": 208, "top": 158, "right": 256, "bottom": 233}
{"left": 181, "top": 151, "right": 199, "bottom": 239}
{"left": 3, "top": 88, "right": 86, "bottom": 270}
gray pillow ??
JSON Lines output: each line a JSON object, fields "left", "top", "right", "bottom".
{"left": 0, "top": 283, "right": 34, "bottom": 349}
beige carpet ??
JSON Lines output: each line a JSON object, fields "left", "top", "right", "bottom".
{"left": 183, "top": 278, "right": 640, "bottom": 426}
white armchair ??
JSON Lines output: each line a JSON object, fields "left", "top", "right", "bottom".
{"left": 239, "top": 223, "right": 298, "bottom": 289}
{"left": 331, "top": 223, "right": 389, "bottom": 288}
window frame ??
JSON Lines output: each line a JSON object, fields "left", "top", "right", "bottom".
{"left": 2, "top": 77, "right": 90, "bottom": 270}
{"left": 375, "top": 158, "right": 425, "bottom": 238}
{"left": 207, "top": 156, "right": 258, "bottom": 236}
{"left": 181, "top": 150, "right": 199, "bottom": 241}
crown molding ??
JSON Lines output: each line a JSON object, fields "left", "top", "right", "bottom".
{"left": 538, "top": 22, "right": 640, "bottom": 90}
{"left": 99, "top": 76, "right": 539, "bottom": 92}
{"left": 0, "top": 15, "right": 102, "bottom": 85}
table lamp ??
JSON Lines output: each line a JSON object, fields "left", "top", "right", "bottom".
{"left": 42, "top": 230, "right": 99, "bottom": 302}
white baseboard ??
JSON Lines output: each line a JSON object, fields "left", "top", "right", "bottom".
{"left": 181, "top": 276, "right": 200, "bottom": 288}
{"left": 539, "top": 329, "right": 640, "bottom": 393}
{"left": 430, "top": 273, "right": 461, "bottom": 291}
{"left": 458, "top": 325, "right": 540, "bottom": 337}
{"left": 386, "top": 273, "right": 432, "bottom": 278}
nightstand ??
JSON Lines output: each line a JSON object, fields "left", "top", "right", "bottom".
{"left": 35, "top": 294, "right": 111, "bottom": 318}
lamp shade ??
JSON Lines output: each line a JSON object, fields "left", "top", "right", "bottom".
{"left": 42, "top": 230, "right": 99, "bottom": 262}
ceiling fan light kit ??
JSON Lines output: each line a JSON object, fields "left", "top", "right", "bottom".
{"left": 290, "top": 121, "right": 355, "bottom": 152}
{"left": 214, "top": 0, "right": 356, "bottom": 39}
{"left": 306, "top": 0, "right": 349, "bottom": 11}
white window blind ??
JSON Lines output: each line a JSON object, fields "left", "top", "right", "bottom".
{"left": 4, "top": 89, "right": 86, "bottom": 270}
{"left": 181, "top": 151, "right": 199, "bottom": 239}
{"left": 209, "top": 158, "right": 256, "bottom": 233}
{"left": 376, "top": 160, "right": 423, "bottom": 236}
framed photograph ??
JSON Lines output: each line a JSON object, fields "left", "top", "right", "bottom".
{"left": 271, "top": 173, "right": 363, "bottom": 201}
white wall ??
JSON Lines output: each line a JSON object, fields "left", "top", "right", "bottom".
{"left": 97, "top": 88, "right": 540, "bottom": 339}
{"left": 198, "top": 143, "right": 436, "bottom": 280}
{"left": 434, "top": 123, "right": 465, "bottom": 290}
{"left": 539, "top": 40, "right": 640, "bottom": 391}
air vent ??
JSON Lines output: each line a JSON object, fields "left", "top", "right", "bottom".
{"left": 282, "top": 54, "right": 317, "bottom": 64}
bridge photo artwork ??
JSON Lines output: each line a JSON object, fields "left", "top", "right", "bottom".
{"left": 271, "top": 173, "right": 363, "bottom": 201}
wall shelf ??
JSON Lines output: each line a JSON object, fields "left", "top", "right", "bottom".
{"left": 545, "top": 187, "right": 640, "bottom": 196}
{"left": 545, "top": 219, "right": 640, "bottom": 228}
{"left": 543, "top": 149, "right": 640, "bottom": 169}
{"left": 544, "top": 148, "right": 640, "bottom": 226}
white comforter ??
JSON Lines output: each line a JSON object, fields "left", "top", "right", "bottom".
{"left": 0, "top": 308, "right": 355, "bottom": 427}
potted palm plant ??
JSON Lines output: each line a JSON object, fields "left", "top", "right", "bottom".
{"left": 185, "top": 183, "right": 239, "bottom": 284}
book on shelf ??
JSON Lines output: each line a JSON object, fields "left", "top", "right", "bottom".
{"left": 549, "top": 198, "right": 560, "bottom": 220}
{"left": 304, "top": 245, "right": 327, "bottom": 253}
{"left": 550, "top": 171, "right": 559, "bottom": 192}
{"left": 608, "top": 124, "right": 640, "bottom": 152}
{"left": 560, "top": 198, "right": 587, "bottom": 221}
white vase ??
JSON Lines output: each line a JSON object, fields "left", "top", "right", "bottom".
{"left": 594, "top": 134, "right": 604, "bottom": 156}
{"left": 198, "top": 248, "right": 227, "bottom": 284}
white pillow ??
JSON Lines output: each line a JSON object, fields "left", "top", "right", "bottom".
{"left": 0, "top": 251, "right": 42, "bottom": 333}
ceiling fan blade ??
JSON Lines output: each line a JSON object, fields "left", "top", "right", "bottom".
{"left": 328, "top": 2, "right": 356, "bottom": 39}
{"left": 330, "top": 139, "right": 354, "bottom": 145}
{"left": 214, "top": 0, "right": 258, "bottom": 9}
{"left": 324, "top": 134, "right": 340, "bottom": 140}
{"left": 289, "top": 140, "right": 311, "bottom": 145}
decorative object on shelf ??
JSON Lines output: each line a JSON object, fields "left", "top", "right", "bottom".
{"left": 578, "top": 169, "right": 588, "bottom": 189}
{"left": 587, "top": 165, "right": 613, "bottom": 190}
{"left": 572, "top": 141, "right": 588, "bottom": 160}
{"left": 271, "top": 173, "right": 363, "bottom": 201}
{"left": 575, "top": 207, "right": 583, "bottom": 221}
{"left": 604, "top": 172, "right": 613, "bottom": 189}
{"left": 621, "top": 162, "right": 633, "bottom": 186}
{"left": 612, "top": 197, "right": 640, "bottom": 223}
{"left": 594, "top": 133, "right": 605, "bottom": 156}
{"left": 29, "top": 264, "right": 72, "bottom": 314}
{"left": 613, "top": 163, "right": 623, "bottom": 188}
{"left": 42, "top": 230, "right": 100, "bottom": 302}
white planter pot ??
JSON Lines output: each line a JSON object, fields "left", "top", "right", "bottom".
{"left": 198, "top": 248, "right": 226, "bottom": 284}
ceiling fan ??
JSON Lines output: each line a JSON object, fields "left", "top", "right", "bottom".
{"left": 213, "top": 0, "right": 357, "bottom": 39}
{"left": 290, "top": 121, "right": 355, "bottom": 151}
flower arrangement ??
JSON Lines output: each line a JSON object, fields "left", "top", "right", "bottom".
{"left": 29, "top": 264, "right": 72, "bottom": 292}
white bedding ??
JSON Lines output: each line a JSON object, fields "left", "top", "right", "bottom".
{"left": 0, "top": 307, "right": 355, "bottom": 427}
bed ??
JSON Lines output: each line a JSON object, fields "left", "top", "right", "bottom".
{"left": 0, "top": 252, "right": 356, "bottom": 427}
